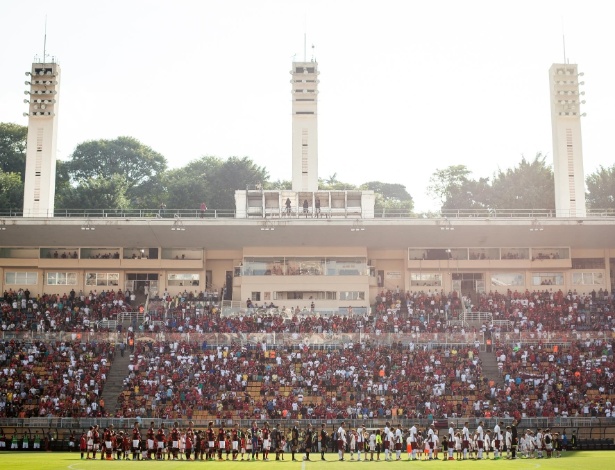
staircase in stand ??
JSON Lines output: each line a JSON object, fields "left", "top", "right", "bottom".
{"left": 479, "top": 349, "right": 505, "bottom": 389}
{"left": 100, "top": 346, "right": 132, "bottom": 415}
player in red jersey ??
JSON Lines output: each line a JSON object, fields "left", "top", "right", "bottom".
{"left": 132, "top": 422, "right": 141, "bottom": 460}
{"left": 207, "top": 422, "right": 216, "bottom": 460}
{"left": 231, "top": 427, "right": 240, "bottom": 460}
{"left": 262, "top": 422, "right": 271, "bottom": 461}
{"left": 217, "top": 426, "right": 226, "bottom": 460}
{"left": 171, "top": 422, "right": 180, "bottom": 460}
{"left": 156, "top": 426, "right": 166, "bottom": 460}
{"left": 146, "top": 423, "right": 155, "bottom": 460}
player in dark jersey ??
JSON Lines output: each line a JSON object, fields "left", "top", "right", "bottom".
{"left": 155, "top": 426, "right": 166, "bottom": 460}
{"left": 320, "top": 423, "right": 329, "bottom": 461}
{"left": 304, "top": 423, "right": 314, "bottom": 461}
{"left": 291, "top": 422, "right": 300, "bottom": 461}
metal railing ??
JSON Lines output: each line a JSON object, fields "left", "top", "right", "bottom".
{"left": 0, "top": 416, "right": 611, "bottom": 432}
{"left": 0, "top": 329, "right": 611, "bottom": 346}
{"left": 2, "top": 207, "right": 614, "bottom": 219}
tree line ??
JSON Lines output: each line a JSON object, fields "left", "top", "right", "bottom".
{"left": 1, "top": 122, "right": 614, "bottom": 213}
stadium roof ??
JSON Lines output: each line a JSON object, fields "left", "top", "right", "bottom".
{"left": 2, "top": 216, "right": 615, "bottom": 250}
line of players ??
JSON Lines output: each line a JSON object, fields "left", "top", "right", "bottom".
{"left": 79, "top": 419, "right": 565, "bottom": 462}
{"left": 333, "top": 421, "right": 564, "bottom": 462}
{"left": 81, "top": 421, "right": 309, "bottom": 461}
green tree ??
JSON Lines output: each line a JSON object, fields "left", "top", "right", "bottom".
{"left": 208, "top": 157, "right": 269, "bottom": 209}
{"left": 0, "top": 122, "right": 27, "bottom": 176}
{"left": 65, "top": 136, "right": 167, "bottom": 207}
{"left": 427, "top": 165, "right": 473, "bottom": 207}
{"left": 361, "top": 181, "right": 414, "bottom": 215}
{"left": 0, "top": 170, "right": 23, "bottom": 210}
{"left": 57, "top": 174, "right": 130, "bottom": 210}
{"left": 163, "top": 156, "right": 269, "bottom": 211}
{"left": 489, "top": 154, "right": 555, "bottom": 210}
{"left": 586, "top": 164, "right": 615, "bottom": 209}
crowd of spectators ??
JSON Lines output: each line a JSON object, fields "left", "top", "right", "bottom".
{"left": 1, "top": 286, "right": 614, "bottom": 421}
{"left": 116, "top": 339, "right": 484, "bottom": 423}
{"left": 495, "top": 338, "right": 615, "bottom": 419}
{"left": 472, "top": 288, "right": 615, "bottom": 333}
{"left": 0, "top": 339, "right": 114, "bottom": 418}
{"left": 1, "top": 288, "right": 134, "bottom": 333}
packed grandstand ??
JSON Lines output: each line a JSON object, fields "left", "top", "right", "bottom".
{"left": 1, "top": 287, "right": 614, "bottom": 423}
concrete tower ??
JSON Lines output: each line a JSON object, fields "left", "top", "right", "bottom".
{"left": 291, "top": 60, "right": 319, "bottom": 192}
{"left": 22, "top": 61, "right": 60, "bottom": 217}
{"left": 549, "top": 63, "right": 586, "bottom": 217}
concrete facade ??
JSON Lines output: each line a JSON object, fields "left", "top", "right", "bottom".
{"left": 291, "top": 61, "right": 319, "bottom": 192}
{"left": 22, "top": 62, "right": 60, "bottom": 217}
{"left": 549, "top": 63, "right": 587, "bottom": 217}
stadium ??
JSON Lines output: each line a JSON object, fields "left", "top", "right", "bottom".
{"left": 1, "top": 51, "right": 615, "bottom": 464}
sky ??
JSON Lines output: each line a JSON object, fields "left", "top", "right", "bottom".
{"left": 1, "top": 0, "right": 614, "bottom": 212}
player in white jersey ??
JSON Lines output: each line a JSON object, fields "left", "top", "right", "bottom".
{"left": 475, "top": 421, "right": 485, "bottom": 459}
{"left": 409, "top": 424, "right": 418, "bottom": 460}
{"left": 535, "top": 429, "right": 544, "bottom": 458}
{"left": 383, "top": 422, "right": 391, "bottom": 461}
{"left": 461, "top": 422, "right": 470, "bottom": 460}
{"left": 356, "top": 424, "right": 365, "bottom": 461}
{"left": 493, "top": 421, "right": 502, "bottom": 460}
{"left": 484, "top": 430, "right": 492, "bottom": 460}
{"left": 337, "top": 422, "right": 347, "bottom": 461}
{"left": 394, "top": 425, "right": 403, "bottom": 460}
{"left": 368, "top": 430, "right": 376, "bottom": 461}
{"left": 448, "top": 423, "right": 455, "bottom": 443}
{"left": 426, "top": 425, "right": 435, "bottom": 460}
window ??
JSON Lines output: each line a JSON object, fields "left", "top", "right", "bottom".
{"left": 571, "top": 258, "right": 605, "bottom": 269}
{"left": 410, "top": 273, "right": 442, "bottom": 287}
{"left": 250, "top": 292, "right": 261, "bottom": 302}
{"left": 46, "top": 272, "right": 77, "bottom": 285}
{"left": 531, "top": 247, "right": 569, "bottom": 260}
{"left": 86, "top": 272, "right": 119, "bottom": 286}
{"left": 5, "top": 272, "right": 38, "bottom": 285}
{"left": 339, "top": 291, "right": 365, "bottom": 301}
{"left": 491, "top": 273, "right": 524, "bottom": 287}
{"left": 167, "top": 273, "right": 200, "bottom": 286}
{"left": 572, "top": 272, "right": 604, "bottom": 285}
{"left": 531, "top": 272, "right": 564, "bottom": 286}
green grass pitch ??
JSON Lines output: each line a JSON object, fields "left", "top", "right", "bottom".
{"left": 0, "top": 451, "right": 612, "bottom": 470}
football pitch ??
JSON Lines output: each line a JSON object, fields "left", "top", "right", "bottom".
{"left": 0, "top": 452, "right": 612, "bottom": 470}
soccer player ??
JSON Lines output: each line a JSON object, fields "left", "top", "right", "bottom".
{"left": 146, "top": 422, "right": 155, "bottom": 460}
{"left": 131, "top": 422, "right": 141, "bottom": 460}
{"left": 80, "top": 431, "right": 87, "bottom": 460}
{"left": 394, "top": 424, "right": 403, "bottom": 460}
{"left": 409, "top": 423, "right": 418, "bottom": 460}
{"left": 356, "top": 423, "right": 366, "bottom": 461}
{"left": 262, "top": 422, "right": 271, "bottom": 461}
{"left": 493, "top": 421, "right": 502, "bottom": 460}
{"left": 337, "top": 422, "right": 347, "bottom": 461}
{"left": 543, "top": 429, "right": 553, "bottom": 458}
{"left": 291, "top": 422, "right": 300, "bottom": 461}
{"left": 475, "top": 421, "right": 484, "bottom": 460}
{"left": 505, "top": 426, "right": 512, "bottom": 459}
{"left": 207, "top": 422, "right": 216, "bottom": 460}
{"left": 369, "top": 428, "right": 377, "bottom": 461}
{"left": 383, "top": 421, "right": 391, "bottom": 461}
{"left": 304, "top": 423, "right": 314, "bottom": 461}
{"left": 320, "top": 423, "right": 329, "bottom": 461}
{"left": 217, "top": 425, "right": 226, "bottom": 460}
{"left": 232, "top": 426, "right": 240, "bottom": 460}
{"left": 461, "top": 422, "right": 470, "bottom": 460}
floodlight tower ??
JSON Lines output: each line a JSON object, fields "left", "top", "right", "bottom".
{"left": 22, "top": 59, "right": 61, "bottom": 217}
{"left": 290, "top": 60, "right": 319, "bottom": 192}
{"left": 549, "top": 63, "right": 587, "bottom": 217}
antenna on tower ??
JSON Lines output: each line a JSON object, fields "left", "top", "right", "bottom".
{"left": 43, "top": 15, "right": 48, "bottom": 63}
{"left": 561, "top": 16, "right": 567, "bottom": 64}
